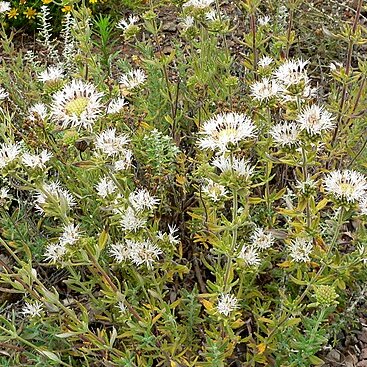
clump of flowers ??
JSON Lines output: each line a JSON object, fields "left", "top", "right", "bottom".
{"left": 110, "top": 239, "right": 162, "bottom": 268}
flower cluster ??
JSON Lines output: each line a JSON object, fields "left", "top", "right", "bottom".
{"left": 110, "top": 239, "right": 162, "bottom": 268}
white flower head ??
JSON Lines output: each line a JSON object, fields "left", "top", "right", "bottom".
{"left": 38, "top": 66, "right": 64, "bottom": 83}
{"left": 217, "top": 294, "right": 239, "bottom": 316}
{"left": 95, "top": 128, "right": 130, "bottom": 157}
{"left": 0, "top": 1, "right": 11, "bottom": 13}
{"left": 44, "top": 242, "right": 67, "bottom": 262}
{"left": 35, "top": 181, "right": 76, "bottom": 214}
{"left": 0, "top": 142, "right": 22, "bottom": 169}
{"left": 359, "top": 197, "right": 367, "bottom": 216}
{"left": 59, "top": 223, "right": 80, "bottom": 246}
{"left": 110, "top": 239, "right": 162, "bottom": 268}
{"left": 119, "top": 69, "right": 146, "bottom": 90}
{"left": 202, "top": 178, "right": 227, "bottom": 202}
{"left": 258, "top": 56, "right": 273, "bottom": 68}
{"left": 251, "top": 77, "right": 281, "bottom": 102}
{"left": 238, "top": 245, "right": 261, "bottom": 266}
{"left": 297, "top": 104, "right": 335, "bottom": 135}
{"left": 96, "top": 176, "right": 117, "bottom": 198}
{"left": 21, "top": 301, "right": 44, "bottom": 318}
{"left": 183, "top": 0, "right": 215, "bottom": 10}
{"left": 0, "top": 187, "right": 9, "bottom": 200}
{"left": 29, "top": 103, "right": 48, "bottom": 121}
{"left": 129, "top": 188, "right": 159, "bottom": 211}
{"left": 106, "top": 97, "right": 127, "bottom": 114}
{"left": 0, "top": 87, "right": 9, "bottom": 100}
{"left": 289, "top": 237, "right": 313, "bottom": 262}
{"left": 251, "top": 228, "right": 274, "bottom": 250}
{"left": 116, "top": 15, "right": 139, "bottom": 32}
{"left": 274, "top": 59, "right": 309, "bottom": 87}
{"left": 22, "top": 150, "right": 52, "bottom": 169}
{"left": 329, "top": 61, "right": 343, "bottom": 71}
{"left": 258, "top": 15, "right": 270, "bottom": 26}
{"left": 120, "top": 206, "right": 147, "bottom": 232}
{"left": 51, "top": 80, "right": 104, "bottom": 130}
{"left": 199, "top": 112, "right": 257, "bottom": 153}
{"left": 114, "top": 150, "right": 133, "bottom": 171}
{"left": 270, "top": 122, "right": 300, "bottom": 147}
{"left": 212, "top": 155, "right": 254, "bottom": 180}
{"left": 324, "top": 170, "right": 367, "bottom": 203}
{"left": 180, "top": 16, "right": 194, "bottom": 30}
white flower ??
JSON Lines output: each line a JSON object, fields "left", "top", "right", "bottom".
{"left": 217, "top": 294, "right": 239, "bottom": 316}
{"left": 212, "top": 155, "right": 254, "bottom": 180}
{"left": 117, "top": 301, "right": 127, "bottom": 315}
{"left": 258, "top": 15, "right": 270, "bottom": 26}
{"left": 251, "top": 228, "right": 274, "bottom": 250}
{"left": 21, "top": 301, "right": 44, "bottom": 318}
{"left": 296, "top": 179, "right": 317, "bottom": 195}
{"left": 44, "top": 242, "right": 67, "bottom": 262}
{"left": 38, "top": 66, "right": 64, "bottom": 83}
{"left": 198, "top": 112, "right": 256, "bottom": 153}
{"left": 0, "top": 1, "right": 11, "bottom": 13}
{"left": 183, "top": 0, "right": 214, "bottom": 10}
{"left": 114, "top": 150, "right": 133, "bottom": 171}
{"left": 274, "top": 59, "right": 309, "bottom": 87}
{"left": 131, "top": 239, "right": 162, "bottom": 268}
{"left": 251, "top": 78, "right": 281, "bottom": 102}
{"left": 35, "top": 181, "right": 76, "bottom": 214}
{"left": 107, "top": 97, "right": 127, "bottom": 114}
{"left": 119, "top": 69, "right": 146, "bottom": 90}
{"left": 120, "top": 206, "right": 147, "bottom": 232}
{"left": 51, "top": 80, "right": 104, "bottom": 130}
{"left": 29, "top": 103, "right": 48, "bottom": 121}
{"left": 116, "top": 15, "right": 139, "bottom": 32}
{"left": 0, "top": 142, "right": 22, "bottom": 169}
{"left": 0, "top": 87, "right": 9, "bottom": 100}
{"left": 129, "top": 188, "right": 159, "bottom": 211}
{"left": 238, "top": 245, "right": 261, "bottom": 266}
{"left": 167, "top": 224, "right": 180, "bottom": 245}
{"left": 96, "top": 176, "right": 117, "bottom": 198}
{"left": 110, "top": 242, "right": 131, "bottom": 263}
{"left": 157, "top": 224, "right": 180, "bottom": 245}
{"left": 289, "top": 237, "right": 313, "bottom": 262}
{"left": 22, "top": 150, "right": 52, "bottom": 169}
{"left": 205, "top": 9, "right": 222, "bottom": 22}
{"left": 258, "top": 56, "right": 273, "bottom": 68}
{"left": 270, "top": 122, "right": 300, "bottom": 146}
{"left": 0, "top": 187, "right": 9, "bottom": 200}
{"left": 59, "top": 223, "right": 80, "bottom": 246}
{"left": 95, "top": 128, "right": 130, "bottom": 157}
{"left": 324, "top": 170, "right": 367, "bottom": 203}
{"left": 110, "top": 239, "right": 162, "bottom": 268}
{"left": 297, "top": 104, "right": 335, "bottom": 135}
{"left": 202, "top": 178, "right": 227, "bottom": 202}
{"left": 180, "top": 16, "right": 194, "bottom": 30}
{"left": 329, "top": 62, "right": 343, "bottom": 71}
{"left": 359, "top": 197, "right": 367, "bottom": 216}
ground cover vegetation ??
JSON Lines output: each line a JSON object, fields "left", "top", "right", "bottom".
{"left": 0, "top": 0, "right": 367, "bottom": 365}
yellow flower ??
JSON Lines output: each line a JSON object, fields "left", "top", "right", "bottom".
{"left": 24, "top": 7, "right": 36, "bottom": 19}
{"left": 89, "top": 0, "right": 98, "bottom": 3}
{"left": 61, "top": 5, "right": 72, "bottom": 12}
{"left": 42, "top": 0, "right": 53, "bottom": 4}
{"left": 7, "top": 8, "right": 18, "bottom": 19}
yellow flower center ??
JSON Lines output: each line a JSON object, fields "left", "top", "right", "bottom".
{"left": 339, "top": 183, "right": 354, "bottom": 196}
{"left": 65, "top": 97, "right": 89, "bottom": 118}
